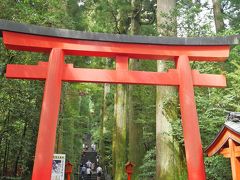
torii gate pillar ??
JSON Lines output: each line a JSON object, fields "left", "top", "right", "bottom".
{"left": 177, "top": 55, "right": 205, "bottom": 179}
{"left": 32, "top": 49, "right": 64, "bottom": 178}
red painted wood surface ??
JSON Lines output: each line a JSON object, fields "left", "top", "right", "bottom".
{"left": 228, "top": 139, "right": 240, "bottom": 180}
{"left": 177, "top": 55, "right": 206, "bottom": 179}
{"left": 65, "top": 161, "right": 73, "bottom": 180}
{"left": 116, "top": 56, "right": 128, "bottom": 70}
{"left": 206, "top": 128, "right": 240, "bottom": 180}
{"left": 6, "top": 62, "right": 226, "bottom": 87}
{"left": 3, "top": 31, "right": 229, "bottom": 61}
{"left": 67, "top": 174, "right": 70, "bottom": 180}
{"left": 206, "top": 128, "right": 240, "bottom": 157}
{"left": 32, "top": 49, "right": 64, "bottom": 180}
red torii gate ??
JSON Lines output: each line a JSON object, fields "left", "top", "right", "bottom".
{"left": 0, "top": 20, "right": 238, "bottom": 180}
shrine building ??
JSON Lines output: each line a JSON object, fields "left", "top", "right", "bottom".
{"left": 206, "top": 112, "right": 240, "bottom": 180}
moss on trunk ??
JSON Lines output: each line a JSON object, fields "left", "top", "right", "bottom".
{"left": 114, "top": 84, "right": 128, "bottom": 180}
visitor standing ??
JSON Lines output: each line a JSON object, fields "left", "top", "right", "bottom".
{"left": 86, "top": 160, "right": 92, "bottom": 168}
{"left": 91, "top": 162, "right": 95, "bottom": 171}
{"left": 96, "top": 154, "right": 100, "bottom": 164}
{"left": 86, "top": 167, "right": 91, "bottom": 178}
{"left": 85, "top": 144, "right": 89, "bottom": 151}
{"left": 91, "top": 143, "right": 96, "bottom": 151}
{"left": 96, "top": 165, "right": 103, "bottom": 180}
{"left": 80, "top": 164, "right": 86, "bottom": 179}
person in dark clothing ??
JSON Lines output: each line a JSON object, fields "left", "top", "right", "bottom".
{"left": 80, "top": 164, "right": 86, "bottom": 177}
{"left": 96, "top": 154, "right": 100, "bottom": 164}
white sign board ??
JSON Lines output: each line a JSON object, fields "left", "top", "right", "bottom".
{"left": 51, "top": 154, "right": 66, "bottom": 180}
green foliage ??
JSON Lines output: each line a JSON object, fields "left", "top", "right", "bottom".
{"left": 139, "top": 148, "right": 156, "bottom": 179}
{"left": 205, "top": 156, "right": 232, "bottom": 180}
{"left": 222, "top": 0, "right": 240, "bottom": 31}
{"left": 0, "top": 74, "right": 43, "bottom": 177}
{"left": 177, "top": 0, "right": 214, "bottom": 37}
{"left": 0, "top": 0, "right": 74, "bottom": 29}
{"left": 0, "top": 0, "right": 76, "bottom": 177}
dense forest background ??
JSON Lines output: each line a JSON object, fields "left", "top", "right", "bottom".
{"left": 0, "top": 0, "right": 240, "bottom": 179}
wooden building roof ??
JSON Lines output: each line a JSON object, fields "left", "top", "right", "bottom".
{"left": 205, "top": 112, "right": 240, "bottom": 157}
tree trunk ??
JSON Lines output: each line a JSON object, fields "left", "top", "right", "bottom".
{"left": 112, "top": 5, "right": 131, "bottom": 179}
{"left": 128, "top": 0, "right": 144, "bottom": 179}
{"left": 157, "top": 0, "right": 176, "bottom": 37}
{"left": 2, "top": 138, "right": 10, "bottom": 176}
{"left": 212, "top": 0, "right": 224, "bottom": 32}
{"left": 0, "top": 109, "right": 11, "bottom": 176}
{"left": 156, "top": 62, "right": 178, "bottom": 179}
{"left": 112, "top": 92, "right": 117, "bottom": 176}
{"left": 14, "top": 121, "right": 28, "bottom": 176}
{"left": 114, "top": 84, "right": 128, "bottom": 180}
{"left": 156, "top": 0, "right": 187, "bottom": 179}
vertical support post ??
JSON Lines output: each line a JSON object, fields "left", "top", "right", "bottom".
{"left": 32, "top": 49, "right": 64, "bottom": 179}
{"left": 228, "top": 139, "right": 240, "bottom": 180}
{"left": 67, "top": 173, "right": 71, "bottom": 180}
{"left": 116, "top": 55, "right": 128, "bottom": 70}
{"left": 177, "top": 55, "right": 206, "bottom": 180}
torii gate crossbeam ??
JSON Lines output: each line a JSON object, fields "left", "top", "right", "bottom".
{"left": 0, "top": 20, "right": 238, "bottom": 180}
